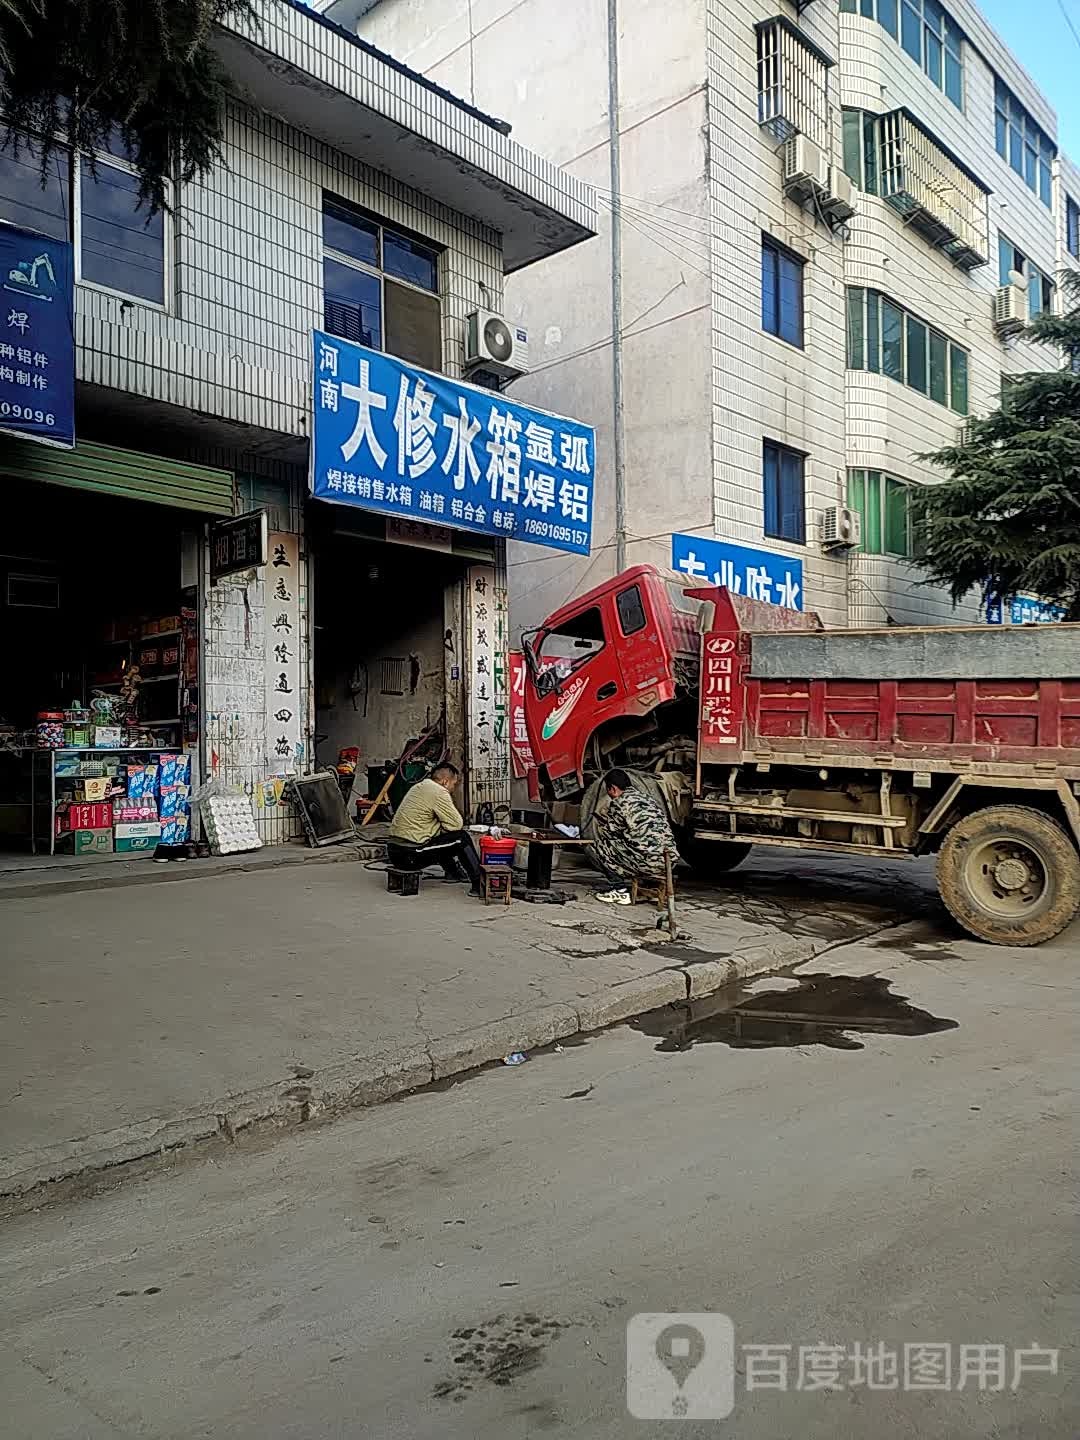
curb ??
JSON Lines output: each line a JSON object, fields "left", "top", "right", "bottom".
{"left": 0, "top": 841, "right": 384, "bottom": 902}
{"left": 0, "top": 920, "right": 890, "bottom": 1211}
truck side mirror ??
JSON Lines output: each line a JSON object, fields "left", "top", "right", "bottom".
{"left": 535, "top": 669, "right": 557, "bottom": 699}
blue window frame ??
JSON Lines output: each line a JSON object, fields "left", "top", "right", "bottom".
{"left": 999, "top": 233, "right": 1055, "bottom": 321}
{"left": 994, "top": 78, "right": 1054, "bottom": 208}
{"left": 763, "top": 441, "right": 806, "bottom": 545}
{"left": 1067, "top": 197, "right": 1079, "bottom": 259}
{"left": 846, "top": 0, "right": 962, "bottom": 105}
{"left": 761, "top": 237, "right": 804, "bottom": 347}
{"left": 322, "top": 194, "right": 442, "bottom": 368}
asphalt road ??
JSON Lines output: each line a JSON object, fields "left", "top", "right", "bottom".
{"left": 1, "top": 913, "right": 1076, "bottom": 1439}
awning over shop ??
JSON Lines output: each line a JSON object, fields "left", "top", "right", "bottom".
{"left": 0, "top": 438, "right": 235, "bottom": 515}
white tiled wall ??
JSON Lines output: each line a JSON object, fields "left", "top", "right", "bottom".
{"left": 76, "top": 99, "right": 506, "bottom": 423}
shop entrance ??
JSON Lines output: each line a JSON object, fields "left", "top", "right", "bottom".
{"left": 314, "top": 532, "right": 465, "bottom": 819}
{"left": 0, "top": 477, "right": 201, "bottom": 861}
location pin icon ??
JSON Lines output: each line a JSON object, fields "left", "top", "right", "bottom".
{"left": 655, "top": 1323, "right": 706, "bottom": 1391}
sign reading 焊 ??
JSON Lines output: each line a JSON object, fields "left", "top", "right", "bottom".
{"left": 671, "top": 533, "right": 803, "bottom": 610}
{"left": 310, "top": 332, "right": 595, "bottom": 556}
{"left": 0, "top": 223, "right": 75, "bottom": 449}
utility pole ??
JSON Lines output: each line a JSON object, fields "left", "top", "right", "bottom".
{"left": 607, "top": 0, "right": 627, "bottom": 572}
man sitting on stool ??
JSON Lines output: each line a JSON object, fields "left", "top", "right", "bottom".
{"left": 387, "top": 762, "right": 482, "bottom": 895}
{"left": 592, "top": 768, "right": 678, "bottom": 906}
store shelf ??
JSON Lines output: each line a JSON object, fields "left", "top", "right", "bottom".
{"left": 137, "top": 674, "right": 179, "bottom": 684}
{"left": 132, "top": 719, "right": 181, "bottom": 727}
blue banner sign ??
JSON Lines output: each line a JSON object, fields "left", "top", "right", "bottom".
{"left": 310, "top": 331, "right": 595, "bottom": 556}
{"left": 671, "top": 532, "right": 803, "bottom": 610}
{"left": 0, "top": 222, "right": 75, "bottom": 449}
{"left": 986, "top": 595, "right": 1064, "bottom": 625}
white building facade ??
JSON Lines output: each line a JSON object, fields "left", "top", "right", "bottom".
{"left": 0, "top": 0, "right": 594, "bottom": 849}
{"left": 349, "top": 0, "right": 1078, "bottom": 633}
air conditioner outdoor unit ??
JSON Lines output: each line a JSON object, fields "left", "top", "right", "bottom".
{"left": 782, "top": 134, "right": 829, "bottom": 204}
{"left": 993, "top": 283, "right": 1027, "bottom": 337}
{"left": 465, "top": 310, "right": 530, "bottom": 380}
{"left": 822, "top": 168, "right": 857, "bottom": 223}
{"left": 821, "top": 505, "right": 861, "bottom": 551}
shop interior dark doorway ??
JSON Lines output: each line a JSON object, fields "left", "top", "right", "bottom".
{"left": 314, "top": 534, "right": 460, "bottom": 812}
{"left": 0, "top": 477, "right": 199, "bottom": 856}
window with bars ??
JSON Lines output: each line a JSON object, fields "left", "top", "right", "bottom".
{"left": 755, "top": 17, "right": 832, "bottom": 152}
{"left": 0, "top": 135, "right": 168, "bottom": 306}
{"left": 840, "top": 0, "right": 963, "bottom": 107}
{"left": 761, "top": 236, "right": 804, "bottom": 347}
{"left": 841, "top": 108, "right": 988, "bottom": 269}
{"left": 322, "top": 195, "right": 442, "bottom": 371}
{"left": 1067, "top": 197, "right": 1079, "bottom": 260}
{"left": 994, "top": 78, "right": 1054, "bottom": 208}
{"left": 763, "top": 440, "right": 806, "bottom": 545}
{"left": 998, "top": 234, "right": 1055, "bottom": 320}
{"left": 846, "top": 288, "right": 969, "bottom": 414}
{"left": 847, "top": 470, "right": 917, "bottom": 557}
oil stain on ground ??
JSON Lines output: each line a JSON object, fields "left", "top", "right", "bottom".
{"left": 433, "top": 1313, "right": 570, "bottom": 1402}
{"left": 631, "top": 972, "right": 957, "bottom": 1052}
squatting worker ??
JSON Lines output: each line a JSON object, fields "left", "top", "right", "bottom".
{"left": 592, "top": 768, "right": 678, "bottom": 906}
{"left": 387, "top": 762, "right": 483, "bottom": 895}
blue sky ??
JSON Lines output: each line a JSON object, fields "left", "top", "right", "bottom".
{"left": 977, "top": 0, "right": 1080, "bottom": 155}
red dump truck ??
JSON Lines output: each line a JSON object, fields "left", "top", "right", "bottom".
{"left": 521, "top": 564, "right": 1080, "bottom": 946}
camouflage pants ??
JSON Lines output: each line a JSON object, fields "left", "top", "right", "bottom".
{"left": 591, "top": 788, "right": 677, "bottom": 882}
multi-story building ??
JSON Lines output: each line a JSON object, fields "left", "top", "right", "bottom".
{"left": 0, "top": 0, "right": 595, "bottom": 856}
{"left": 346, "top": 0, "right": 1077, "bottom": 633}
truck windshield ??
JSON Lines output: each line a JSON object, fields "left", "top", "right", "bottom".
{"left": 536, "top": 605, "right": 606, "bottom": 680}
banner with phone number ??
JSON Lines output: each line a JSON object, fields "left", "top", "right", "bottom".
{"left": 310, "top": 331, "right": 595, "bottom": 556}
{"left": 0, "top": 222, "right": 75, "bottom": 449}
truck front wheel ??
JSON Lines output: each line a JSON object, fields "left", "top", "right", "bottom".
{"left": 937, "top": 805, "right": 1080, "bottom": 947}
{"left": 676, "top": 834, "right": 753, "bottom": 877}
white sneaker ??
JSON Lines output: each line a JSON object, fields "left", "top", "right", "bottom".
{"left": 596, "top": 887, "right": 631, "bottom": 906}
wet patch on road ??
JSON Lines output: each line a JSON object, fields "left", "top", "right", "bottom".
{"left": 433, "top": 1313, "right": 570, "bottom": 1402}
{"left": 631, "top": 972, "right": 957, "bottom": 1052}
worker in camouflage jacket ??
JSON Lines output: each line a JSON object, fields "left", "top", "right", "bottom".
{"left": 592, "top": 769, "right": 678, "bottom": 906}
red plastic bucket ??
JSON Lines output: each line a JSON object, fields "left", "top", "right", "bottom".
{"left": 479, "top": 835, "right": 517, "bottom": 866}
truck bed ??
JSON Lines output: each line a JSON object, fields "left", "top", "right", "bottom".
{"left": 694, "top": 591, "right": 1080, "bottom": 777}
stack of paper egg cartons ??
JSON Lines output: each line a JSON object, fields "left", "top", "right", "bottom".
{"left": 203, "top": 793, "right": 263, "bottom": 855}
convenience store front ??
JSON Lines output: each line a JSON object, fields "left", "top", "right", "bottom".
{"left": 0, "top": 438, "right": 233, "bottom": 861}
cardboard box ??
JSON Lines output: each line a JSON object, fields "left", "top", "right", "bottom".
{"left": 81, "top": 776, "right": 111, "bottom": 802}
{"left": 67, "top": 801, "right": 113, "bottom": 830}
{"left": 157, "top": 615, "right": 180, "bottom": 635}
{"left": 115, "top": 822, "right": 161, "bottom": 841}
{"left": 115, "top": 834, "right": 158, "bottom": 854}
{"left": 74, "top": 828, "right": 113, "bottom": 856}
{"left": 92, "top": 726, "right": 123, "bottom": 748}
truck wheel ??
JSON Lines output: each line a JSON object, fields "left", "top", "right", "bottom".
{"left": 677, "top": 834, "right": 753, "bottom": 876}
{"left": 937, "top": 805, "right": 1080, "bottom": 947}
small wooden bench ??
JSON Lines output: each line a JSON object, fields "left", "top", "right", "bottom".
{"left": 480, "top": 863, "right": 513, "bottom": 906}
{"left": 629, "top": 853, "right": 678, "bottom": 938}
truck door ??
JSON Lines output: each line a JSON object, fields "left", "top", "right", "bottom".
{"left": 531, "top": 601, "right": 625, "bottom": 781}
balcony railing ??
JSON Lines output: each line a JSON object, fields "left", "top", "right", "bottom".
{"left": 878, "top": 109, "right": 989, "bottom": 270}
{"left": 756, "top": 16, "right": 832, "bottom": 154}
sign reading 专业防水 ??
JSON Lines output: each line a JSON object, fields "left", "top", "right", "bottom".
{"left": 0, "top": 224, "right": 74, "bottom": 449}
{"left": 310, "top": 332, "right": 595, "bottom": 557}
{"left": 671, "top": 533, "right": 803, "bottom": 610}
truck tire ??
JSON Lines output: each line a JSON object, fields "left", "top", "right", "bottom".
{"left": 676, "top": 833, "right": 753, "bottom": 876}
{"left": 937, "top": 805, "right": 1080, "bottom": 947}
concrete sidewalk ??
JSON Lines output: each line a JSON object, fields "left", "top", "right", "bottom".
{"left": 0, "top": 849, "right": 935, "bottom": 1203}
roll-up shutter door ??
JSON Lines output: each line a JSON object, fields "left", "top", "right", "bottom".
{"left": 0, "top": 437, "right": 235, "bottom": 515}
